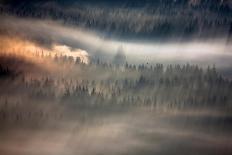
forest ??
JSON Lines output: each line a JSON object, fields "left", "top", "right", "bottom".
{"left": 0, "top": 51, "right": 232, "bottom": 129}
{"left": 0, "top": 1, "right": 232, "bottom": 154}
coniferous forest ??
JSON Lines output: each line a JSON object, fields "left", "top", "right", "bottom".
{"left": 1, "top": 1, "right": 232, "bottom": 155}
{"left": 0, "top": 51, "right": 231, "bottom": 126}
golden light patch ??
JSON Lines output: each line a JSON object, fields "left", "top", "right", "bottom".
{"left": 0, "top": 36, "right": 89, "bottom": 64}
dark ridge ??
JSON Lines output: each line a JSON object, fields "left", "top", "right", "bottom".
{"left": 0, "top": 54, "right": 39, "bottom": 78}
{"left": 0, "top": 0, "right": 231, "bottom": 40}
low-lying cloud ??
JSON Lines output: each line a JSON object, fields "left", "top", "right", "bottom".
{"left": 0, "top": 15, "right": 232, "bottom": 68}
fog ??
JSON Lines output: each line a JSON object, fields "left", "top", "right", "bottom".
{"left": 1, "top": 5, "right": 232, "bottom": 155}
{"left": 1, "top": 15, "right": 232, "bottom": 68}
{"left": 1, "top": 108, "right": 232, "bottom": 155}
{"left": 1, "top": 49, "right": 232, "bottom": 155}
